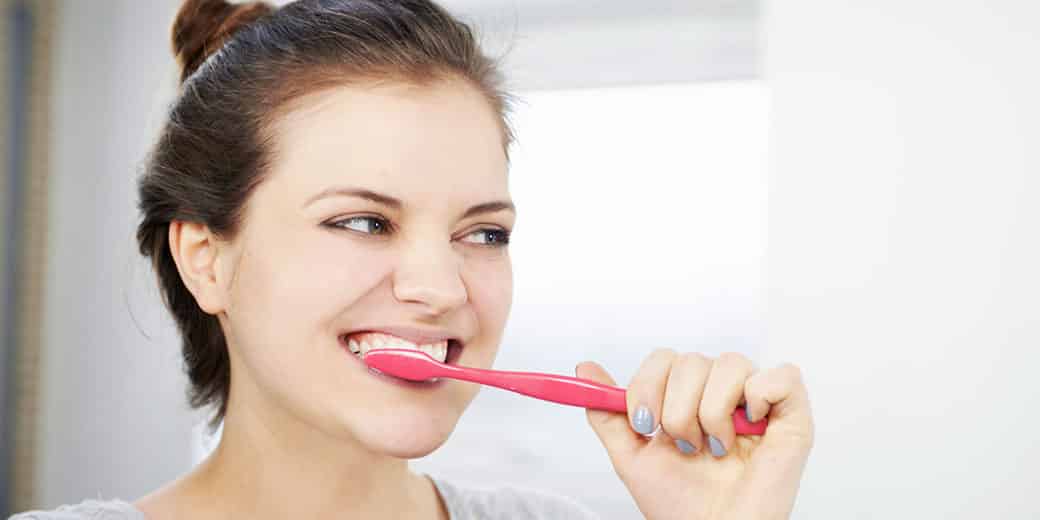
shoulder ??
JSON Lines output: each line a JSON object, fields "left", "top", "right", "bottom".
{"left": 8, "top": 499, "right": 146, "bottom": 520}
{"left": 431, "top": 476, "right": 599, "bottom": 520}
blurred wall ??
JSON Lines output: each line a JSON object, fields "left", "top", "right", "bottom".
{"left": 764, "top": 1, "right": 1040, "bottom": 517}
{"left": 5, "top": 1, "right": 57, "bottom": 514}
{"left": 35, "top": 0, "right": 194, "bottom": 508}
{"left": 440, "top": 0, "right": 759, "bottom": 89}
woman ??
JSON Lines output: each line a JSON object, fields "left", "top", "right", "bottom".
{"left": 13, "top": 0, "right": 813, "bottom": 518}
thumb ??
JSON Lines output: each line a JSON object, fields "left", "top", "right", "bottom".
{"left": 575, "top": 361, "right": 641, "bottom": 464}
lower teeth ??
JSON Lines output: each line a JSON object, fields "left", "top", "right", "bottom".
{"left": 350, "top": 347, "right": 442, "bottom": 363}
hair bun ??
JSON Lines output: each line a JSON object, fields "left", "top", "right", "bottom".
{"left": 171, "top": 0, "right": 274, "bottom": 82}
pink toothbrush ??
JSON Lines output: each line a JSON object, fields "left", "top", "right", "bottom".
{"left": 363, "top": 348, "right": 767, "bottom": 436}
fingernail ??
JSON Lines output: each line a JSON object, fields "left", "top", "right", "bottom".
{"left": 709, "top": 436, "right": 727, "bottom": 457}
{"left": 745, "top": 406, "right": 754, "bottom": 422}
{"left": 632, "top": 406, "right": 655, "bottom": 435}
{"left": 675, "top": 439, "right": 697, "bottom": 454}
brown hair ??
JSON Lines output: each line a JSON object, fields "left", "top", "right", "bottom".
{"left": 137, "top": 0, "right": 516, "bottom": 428}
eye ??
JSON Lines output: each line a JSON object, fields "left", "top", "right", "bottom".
{"left": 460, "top": 228, "right": 511, "bottom": 247}
{"left": 328, "top": 216, "right": 391, "bottom": 235}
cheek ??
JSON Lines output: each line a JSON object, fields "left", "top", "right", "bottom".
{"left": 223, "top": 231, "right": 394, "bottom": 390}
{"left": 222, "top": 230, "right": 399, "bottom": 422}
{"left": 231, "top": 233, "right": 391, "bottom": 327}
{"left": 463, "top": 254, "right": 513, "bottom": 332}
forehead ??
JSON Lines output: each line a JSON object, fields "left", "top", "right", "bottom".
{"left": 262, "top": 79, "right": 510, "bottom": 205}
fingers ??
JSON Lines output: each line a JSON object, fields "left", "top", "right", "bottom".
{"left": 626, "top": 348, "right": 678, "bottom": 437}
{"left": 700, "top": 352, "right": 756, "bottom": 456}
{"left": 660, "top": 352, "right": 713, "bottom": 454}
{"left": 575, "top": 361, "right": 642, "bottom": 471}
{"left": 744, "top": 363, "right": 814, "bottom": 450}
{"left": 582, "top": 350, "right": 808, "bottom": 468}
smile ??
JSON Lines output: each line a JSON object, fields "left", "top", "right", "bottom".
{"left": 341, "top": 331, "right": 464, "bottom": 364}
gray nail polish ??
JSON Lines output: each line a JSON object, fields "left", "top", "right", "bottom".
{"left": 745, "top": 406, "right": 754, "bottom": 422}
{"left": 675, "top": 439, "right": 697, "bottom": 454}
{"left": 709, "top": 436, "right": 727, "bottom": 457}
{"left": 632, "top": 406, "right": 655, "bottom": 435}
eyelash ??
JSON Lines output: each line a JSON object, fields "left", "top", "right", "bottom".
{"left": 325, "top": 215, "right": 511, "bottom": 247}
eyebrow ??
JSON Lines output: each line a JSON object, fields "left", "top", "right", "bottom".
{"left": 303, "top": 186, "right": 515, "bottom": 220}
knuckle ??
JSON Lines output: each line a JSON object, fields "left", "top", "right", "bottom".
{"left": 677, "top": 351, "right": 711, "bottom": 369}
{"left": 780, "top": 362, "right": 804, "bottom": 383}
{"left": 746, "top": 368, "right": 767, "bottom": 387}
{"left": 651, "top": 347, "right": 679, "bottom": 360}
{"left": 719, "top": 351, "right": 752, "bottom": 369}
{"left": 717, "top": 351, "right": 742, "bottom": 363}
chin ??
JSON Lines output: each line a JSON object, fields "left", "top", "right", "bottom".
{"left": 358, "top": 412, "right": 459, "bottom": 458}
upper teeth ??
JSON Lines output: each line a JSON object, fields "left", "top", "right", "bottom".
{"left": 347, "top": 332, "right": 448, "bottom": 363}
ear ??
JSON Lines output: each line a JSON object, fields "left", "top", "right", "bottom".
{"left": 168, "top": 220, "right": 230, "bottom": 315}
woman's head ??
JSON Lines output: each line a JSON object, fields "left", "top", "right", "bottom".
{"left": 137, "top": 0, "right": 516, "bottom": 457}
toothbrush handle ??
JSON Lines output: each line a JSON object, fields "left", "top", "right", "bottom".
{"left": 444, "top": 366, "right": 768, "bottom": 435}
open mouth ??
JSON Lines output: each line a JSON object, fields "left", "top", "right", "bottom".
{"left": 339, "top": 331, "right": 464, "bottom": 365}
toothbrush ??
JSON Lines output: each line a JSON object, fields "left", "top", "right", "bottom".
{"left": 363, "top": 348, "right": 767, "bottom": 436}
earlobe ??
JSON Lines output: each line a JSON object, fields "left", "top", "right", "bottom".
{"left": 168, "top": 220, "right": 227, "bottom": 315}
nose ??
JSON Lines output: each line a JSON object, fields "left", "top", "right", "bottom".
{"left": 392, "top": 239, "right": 468, "bottom": 316}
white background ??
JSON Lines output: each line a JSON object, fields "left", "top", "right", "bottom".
{"left": 764, "top": 1, "right": 1040, "bottom": 517}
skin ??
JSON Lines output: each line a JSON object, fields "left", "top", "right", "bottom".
{"left": 577, "top": 355, "right": 814, "bottom": 519}
{"left": 136, "top": 77, "right": 814, "bottom": 520}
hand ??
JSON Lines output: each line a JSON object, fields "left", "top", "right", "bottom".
{"left": 576, "top": 350, "right": 814, "bottom": 520}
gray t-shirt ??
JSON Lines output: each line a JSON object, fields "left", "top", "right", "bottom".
{"left": 8, "top": 475, "right": 600, "bottom": 519}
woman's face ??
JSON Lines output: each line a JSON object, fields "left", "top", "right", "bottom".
{"left": 215, "top": 79, "right": 514, "bottom": 457}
